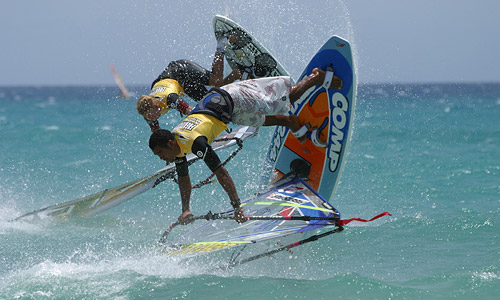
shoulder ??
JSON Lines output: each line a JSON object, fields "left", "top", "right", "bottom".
{"left": 192, "top": 136, "right": 210, "bottom": 157}
{"left": 191, "top": 136, "right": 222, "bottom": 172}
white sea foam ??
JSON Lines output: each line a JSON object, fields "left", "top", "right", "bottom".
{"left": 41, "top": 125, "right": 60, "bottom": 131}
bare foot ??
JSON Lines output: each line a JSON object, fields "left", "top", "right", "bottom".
{"left": 228, "top": 34, "right": 239, "bottom": 44}
{"left": 312, "top": 68, "right": 343, "bottom": 90}
{"left": 178, "top": 211, "right": 194, "bottom": 225}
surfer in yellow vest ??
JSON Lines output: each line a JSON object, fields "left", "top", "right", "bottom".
{"left": 148, "top": 68, "right": 342, "bottom": 224}
{"left": 136, "top": 34, "right": 241, "bottom": 132}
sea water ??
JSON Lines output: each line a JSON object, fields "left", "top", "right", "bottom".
{"left": 1, "top": 83, "right": 499, "bottom": 299}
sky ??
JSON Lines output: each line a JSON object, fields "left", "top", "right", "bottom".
{"left": 1, "top": 0, "right": 499, "bottom": 86}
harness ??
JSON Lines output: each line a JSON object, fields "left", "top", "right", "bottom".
{"left": 189, "top": 87, "right": 234, "bottom": 124}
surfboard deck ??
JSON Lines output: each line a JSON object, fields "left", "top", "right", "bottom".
{"left": 213, "top": 15, "right": 291, "bottom": 80}
{"left": 264, "top": 36, "right": 356, "bottom": 204}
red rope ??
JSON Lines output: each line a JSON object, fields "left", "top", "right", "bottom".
{"left": 338, "top": 212, "right": 392, "bottom": 226}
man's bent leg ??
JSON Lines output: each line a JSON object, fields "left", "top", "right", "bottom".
{"left": 288, "top": 68, "right": 342, "bottom": 104}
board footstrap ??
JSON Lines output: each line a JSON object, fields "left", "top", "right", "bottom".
{"left": 322, "top": 65, "right": 335, "bottom": 90}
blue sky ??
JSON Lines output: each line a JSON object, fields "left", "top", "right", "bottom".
{"left": 1, "top": 0, "right": 498, "bottom": 86}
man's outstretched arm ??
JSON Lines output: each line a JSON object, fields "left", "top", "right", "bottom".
{"left": 214, "top": 166, "right": 247, "bottom": 223}
{"left": 177, "top": 174, "right": 193, "bottom": 224}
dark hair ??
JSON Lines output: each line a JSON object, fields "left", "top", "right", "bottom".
{"left": 149, "top": 129, "right": 175, "bottom": 150}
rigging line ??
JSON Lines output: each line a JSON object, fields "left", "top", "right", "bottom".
{"left": 158, "top": 210, "right": 339, "bottom": 244}
{"left": 191, "top": 137, "right": 243, "bottom": 189}
{"left": 337, "top": 212, "right": 392, "bottom": 226}
{"left": 158, "top": 214, "right": 219, "bottom": 244}
{"left": 152, "top": 155, "right": 203, "bottom": 188}
{"left": 168, "top": 137, "right": 244, "bottom": 189}
{"left": 222, "top": 226, "right": 344, "bottom": 270}
{"left": 90, "top": 188, "right": 109, "bottom": 208}
{"left": 229, "top": 244, "right": 248, "bottom": 266}
{"left": 243, "top": 202, "right": 335, "bottom": 213}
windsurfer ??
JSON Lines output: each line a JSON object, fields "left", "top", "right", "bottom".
{"left": 136, "top": 34, "right": 242, "bottom": 132}
{"left": 148, "top": 68, "right": 342, "bottom": 224}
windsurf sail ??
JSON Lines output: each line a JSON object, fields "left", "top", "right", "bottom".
{"left": 14, "top": 167, "right": 174, "bottom": 221}
{"left": 158, "top": 171, "right": 391, "bottom": 268}
{"left": 14, "top": 126, "right": 257, "bottom": 222}
{"left": 110, "top": 64, "right": 131, "bottom": 99}
{"left": 158, "top": 173, "right": 341, "bottom": 257}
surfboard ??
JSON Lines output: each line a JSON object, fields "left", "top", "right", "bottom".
{"left": 14, "top": 126, "right": 258, "bottom": 222}
{"left": 213, "top": 15, "right": 291, "bottom": 80}
{"left": 264, "top": 36, "right": 357, "bottom": 204}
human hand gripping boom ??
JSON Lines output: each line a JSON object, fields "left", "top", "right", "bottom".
{"left": 233, "top": 206, "right": 247, "bottom": 223}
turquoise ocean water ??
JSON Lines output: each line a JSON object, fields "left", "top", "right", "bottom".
{"left": 1, "top": 83, "right": 499, "bottom": 299}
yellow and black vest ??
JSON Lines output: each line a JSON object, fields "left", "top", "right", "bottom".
{"left": 150, "top": 78, "right": 185, "bottom": 117}
{"left": 173, "top": 114, "right": 228, "bottom": 158}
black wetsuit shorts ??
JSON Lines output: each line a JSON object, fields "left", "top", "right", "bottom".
{"left": 151, "top": 59, "right": 211, "bottom": 101}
